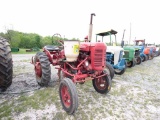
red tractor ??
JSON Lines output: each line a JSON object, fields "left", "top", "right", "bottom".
{"left": 32, "top": 14, "right": 111, "bottom": 114}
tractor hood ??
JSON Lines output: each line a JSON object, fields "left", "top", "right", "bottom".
{"left": 123, "top": 46, "right": 135, "bottom": 52}
{"left": 107, "top": 46, "right": 124, "bottom": 65}
{"left": 107, "top": 46, "right": 124, "bottom": 53}
{"left": 133, "top": 46, "right": 144, "bottom": 53}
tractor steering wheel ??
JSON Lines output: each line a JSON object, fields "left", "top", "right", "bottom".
{"left": 52, "top": 33, "right": 64, "bottom": 46}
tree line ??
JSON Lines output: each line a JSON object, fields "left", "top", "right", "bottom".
{"left": 0, "top": 30, "right": 79, "bottom": 49}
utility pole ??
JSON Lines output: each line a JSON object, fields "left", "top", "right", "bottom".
{"left": 129, "top": 22, "right": 131, "bottom": 45}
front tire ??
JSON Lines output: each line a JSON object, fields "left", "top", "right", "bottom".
{"left": 59, "top": 78, "right": 78, "bottom": 114}
{"left": 127, "top": 60, "right": 135, "bottom": 68}
{"left": 149, "top": 53, "right": 154, "bottom": 60}
{"left": 136, "top": 56, "right": 142, "bottom": 65}
{"left": 0, "top": 37, "right": 13, "bottom": 91}
{"left": 92, "top": 69, "right": 112, "bottom": 94}
{"left": 34, "top": 52, "right": 51, "bottom": 86}
{"left": 106, "top": 62, "right": 115, "bottom": 79}
{"left": 141, "top": 55, "right": 147, "bottom": 62}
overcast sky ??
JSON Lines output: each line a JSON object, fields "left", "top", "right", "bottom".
{"left": 0, "top": 0, "right": 159, "bottom": 44}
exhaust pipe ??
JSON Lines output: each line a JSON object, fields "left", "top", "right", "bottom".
{"left": 88, "top": 13, "right": 96, "bottom": 42}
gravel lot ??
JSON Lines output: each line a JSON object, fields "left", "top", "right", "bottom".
{"left": 0, "top": 54, "right": 160, "bottom": 120}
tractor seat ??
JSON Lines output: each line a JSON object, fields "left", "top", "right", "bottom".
{"left": 44, "top": 45, "right": 59, "bottom": 51}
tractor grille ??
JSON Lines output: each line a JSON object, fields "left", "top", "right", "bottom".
{"left": 124, "top": 51, "right": 129, "bottom": 58}
{"left": 94, "top": 49, "right": 103, "bottom": 67}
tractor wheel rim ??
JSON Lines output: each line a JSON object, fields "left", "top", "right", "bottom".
{"left": 95, "top": 78, "right": 107, "bottom": 90}
{"left": 127, "top": 62, "right": 131, "bottom": 66}
{"left": 35, "top": 62, "right": 42, "bottom": 77}
{"left": 61, "top": 85, "right": 71, "bottom": 107}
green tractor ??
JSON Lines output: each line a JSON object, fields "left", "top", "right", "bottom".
{"left": 123, "top": 46, "right": 142, "bottom": 67}
{"left": 0, "top": 36, "right": 13, "bottom": 92}
{"left": 122, "top": 30, "right": 142, "bottom": 67}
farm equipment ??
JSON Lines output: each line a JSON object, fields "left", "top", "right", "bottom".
{"left": 96, "top": 29, "right": 126, "bottom": 75}
{"left": 146, "top": 43, "right": 157, "bottom": 57}
{"left": 32, "top": 13, "right": 111, "bottom": 114}
{"left": 134, "top": 39, "right": 154, "bottom": 60}
{"left": 0, "top": 36, "right": 13, "bottom": 92}
{"left": 122, "top": 30, "right": 142, "bottom": 67}
{"left": 123, "top": 46, "right": 141, "bottom": 67}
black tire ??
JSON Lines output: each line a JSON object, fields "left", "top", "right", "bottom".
{"left": 92, "top": 69, "right": 112, "bottom": 94}
{"left": 146, "top": 54, "right": 149, "bottom": 60}
{"left": 136, "top": 56, "right": 142, "bottom": 65}
{"left": 34, "top": 52, "right": 51, "bottom": 86}
{"left": 141, "top": 55, "right": 147, "bottom": 62}
{"left": 59, "top": 78, "right": 78, "bottom": 114}
{"left": 127, "top": 61, "right": 135, "bottom": 68}
{"left": 106, "top": 62, "right": 115, "bottom": 79}
{"left": 0, "top": 37, "right": 13, "bottom": 92}
{"left": 149, "top": 53, "right": 154, "bottom": 60}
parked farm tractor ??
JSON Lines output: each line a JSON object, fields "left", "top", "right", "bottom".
{"left": 146, "top": 43, "right": 157, "bottom": 57}
{"left": 96, "top": 29, "right": 126, "bottom": 75}
{"left": 32, "top": 14, "right": 111, "bottom": 114}
{"left": 120, "top": 30, "right": 142, "bottom": 67}
{"left": 134, "top": 39, "right": 154, "bottom": 60}
{"left": 0, "top": 36, "right": 13, "bottom": 92}
{"left": 123, "top": 46, "right": 142, "bottom": 67}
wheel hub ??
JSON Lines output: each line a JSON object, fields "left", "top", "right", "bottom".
{"left": 96, "top": 78, "right": 106, "bottom": 90}
{"left": 61, "top": 85, "right": 71, "bottom": 107}
{"left": 35, "top": 62, "right": 42, "bottom": 77}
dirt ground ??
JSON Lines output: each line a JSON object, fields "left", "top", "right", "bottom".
{"left": 0, "top": 54, "right": 160, "bottom": 120}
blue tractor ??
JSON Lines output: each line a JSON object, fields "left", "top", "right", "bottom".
{"left": 134, "top": 39, "right": 154, "bottom": 61}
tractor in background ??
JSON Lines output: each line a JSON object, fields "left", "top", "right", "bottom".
{"left": 145, "top": 43, "right": 157, "bottom": 57}
{"left": 123, "top": 46, "right": 141, "bottom": 67}
{"left": 122, "top": 30, "right": 142, "bottom": 67}
{"left": 134, "top": 39, "right": 154, "bottom": 60}
{"left": 96, "top": 29, "right": 126, "bottom": 75}
{"left": 0, "top": 37, "right": 13, "bottom": 92}
{"left": 32, "top": 13, "right": 111, "bottom": 114}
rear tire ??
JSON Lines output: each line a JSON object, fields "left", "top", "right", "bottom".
{"left": 0, "top": 37, "right": 13, "bottom": 91}
{"left": 106, "top": 62, "right": 115, "bottom": 79}
{"left": 92, "top": 69, "right": 112, "bottom": 94}
{"left": 34, "top": 52, "right": 51, "bottom": 86}
{"left": 59, "top": 78, "right": 78, "bottom": 114}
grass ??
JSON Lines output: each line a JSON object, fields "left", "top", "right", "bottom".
{"left": 11, "top": 48, "right": 43, "bottom": 54}
{"left": 0, "top": 87, "right": 59, "bottom": 118}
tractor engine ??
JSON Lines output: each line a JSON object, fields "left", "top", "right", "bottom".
{"left": 79, "top": 42, "right": 106, "bottom": 71}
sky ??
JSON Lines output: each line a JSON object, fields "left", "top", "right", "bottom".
{"left": 0, "top": 0, "right": 160, "bottom": 44}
